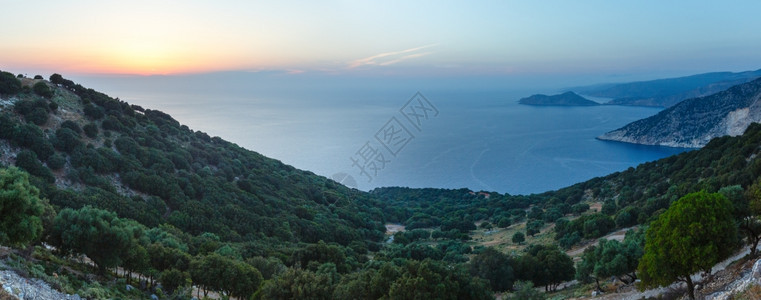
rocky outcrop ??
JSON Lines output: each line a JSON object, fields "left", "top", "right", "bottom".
{"left": 598, "top": 77, "right": 761, "bottom": 148}
{"left": 0, "top": 269, "right": 81, "bottom": 300}
{"left": 707, "top": 258, "right": 761, "bottom": 300}
{"left": 519, "top": 91, "right": 599, "bottom": 106}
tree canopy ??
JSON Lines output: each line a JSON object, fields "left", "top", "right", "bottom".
{"left": 49, "top": 206, "right": 137, "bottom": 273}
{"left": 468, "top": 247, "right": 514, "bottom": 292}
{"left": 0, "top": 167, "right": 45, "bottom": 247}
{"left": 576, "top": 229, "right": 644, "bottom": 291}
{"left": 638, "top": 191, "right": 738, "bottom": 299}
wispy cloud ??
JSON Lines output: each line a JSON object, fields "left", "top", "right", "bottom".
{"left": 348, "top": 44, "right": 436, "bottom": 68}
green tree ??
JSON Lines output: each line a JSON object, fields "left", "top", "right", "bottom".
{"left": 60, "top": 120, "right": 82, "bottom": 134}
{"left": 49, "top": 74, "right": 64, "bottom": 85}
{"left": 602, "top": 200, "right": 617, "bottom": 215}
{"left": 83, "top": 123, "right": 99, "bottom": 138}
{"left": 497, "top": 217, "right": 511, "bottom": 228}
{"left": 53, "top": 128, "right": 82, "bottom": 153}
{"left": 576, "top": 245, "right": 602, "bottom": 291}
{"left": 25, "top": 107, "right": 48, "bottom": 125}
{"left": 576, "top": 234, "right": 644, "bottom": 291}
{"left": 512, "top": 232, "right": 525, "bottom": 244}
{"left": 190, "top": 253, "right": 262, "bottom": 298}
{"left": 14, "top": 150, "right": 54, "bottom": 183}
{"left": 228, "top": 261, "right": 263, "bottom": 299}
{"left": 0, "top": 167, "right": 44, "bottom": 247}
{"left": 0, "top": 71, "right": 21, "bottom": 95}
{"left": 571, "top": 203, "right": 590, "bottom": 215}
{"left": 159, "top": 268, "right": 189, "bottom": 295}
{"left": 522, "top": 245, "right": 574, "bottom": 292}
{"left": 123, "top": 244, "right": 150, "bottom": 284}
{"left": 46, "top": 153, "right": 66, "bottom": 170}
{"left": 49, "top": 206, "right": 134, "bottom": 273}
{"left": 526, "top": 219, "right": 543, "bottom": 236}
{"left": 388, "top": 259, "right": 492, "bottom": 300}
{"left": 479, "top": 221, "right": 493, "bottom": 230}
{"left": 32, "top": 82, "right": 53, "bottom": 98}
{"left": 736, "top": 183, "right": 761, "bottom": 256}
{"left": 638, "top": 191, "right": 738, "bottom": 300}
{"left": 582, "top": 213, "right": 615, "bottom": 238}
{"left": 468, "top": 247, "right": 514, "bottom": 292}
{"left": 259, "top": 268, "right": 335, "bottom": 300}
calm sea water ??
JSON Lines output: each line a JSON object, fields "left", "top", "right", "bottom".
{"left": 76, "top": 74, "right": 689, "bottom": 195}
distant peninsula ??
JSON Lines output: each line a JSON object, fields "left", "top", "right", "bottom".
{"left": 518, "top": 91, "right": 600, "bottom": 106}
{"left": 598, "top": 77, "right": 761, "bottom": 148}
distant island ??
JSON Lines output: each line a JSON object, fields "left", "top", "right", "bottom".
{"left": 518, "top": 91, "right": 600, "bottom": 106}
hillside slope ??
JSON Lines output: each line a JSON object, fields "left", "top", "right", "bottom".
{"left": 0, "top": 72, "right": 385, "bottom": 251}
{"left": 576, "top": 69, "right": 761, "bottom": 107}
{"left": 598, "top": 77, "right": 761, "bottom": 148}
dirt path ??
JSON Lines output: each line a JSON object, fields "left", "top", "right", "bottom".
{"left": 385, "top": 224, "right": 406, "bottom": 234}
{"left": 566, "top": 227, "right": 632, "bottom": 258}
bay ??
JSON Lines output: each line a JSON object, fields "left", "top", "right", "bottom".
{"left": 74, "top": 74, "right": 690, "bottom": 195}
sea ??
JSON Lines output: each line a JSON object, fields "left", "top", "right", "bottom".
{"left": 73, "top": 73, "right": 691, "bottom": 195}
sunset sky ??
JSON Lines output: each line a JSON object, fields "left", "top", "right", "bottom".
{"left": 2, "top": 0, "right": 761, "bottom": 77}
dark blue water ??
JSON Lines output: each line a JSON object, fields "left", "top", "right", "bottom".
{"left": 76, "top": 75, "right": 690, "bottom": 195}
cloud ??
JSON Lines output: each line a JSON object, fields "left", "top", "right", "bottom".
{"left": 286, "top": 69, "right": 306, "bottom": 74}
{"left": 348, "top": 45, "right": 436, "bottom": 68}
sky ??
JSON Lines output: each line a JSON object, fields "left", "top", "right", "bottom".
{"left": 2, "top": 1, "right": 761, "bottom": 78}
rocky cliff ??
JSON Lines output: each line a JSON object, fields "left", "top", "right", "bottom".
{"left": 598, "top": 77, "right": 761, "bottom": 148}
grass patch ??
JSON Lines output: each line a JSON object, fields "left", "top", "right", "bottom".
{"left": 735, "top": 283, "right": 761, "bottom": 300}
{"left": 469, "top": 221, "right": 556, "bottom": 254}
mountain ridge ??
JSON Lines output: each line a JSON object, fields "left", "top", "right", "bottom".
{"left": 575, "top": 69, "right": 761, "bottom": 107}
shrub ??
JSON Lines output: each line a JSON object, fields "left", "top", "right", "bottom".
{"left": 83, "top": 123, "right": 98, "bottom": 138}
{"left": 0, "top": 114, "right": 16, "bottom": 139}
{"left": 53, "top": 128, "right": 82, "bottom": 153}
{"left": 49, "top": 74, "right": 64, "bottom": 85}
{"left": 0, "top": 71, "right": 22, "bottom": 95}
{"left": 497, "top": 217, "right": 511, "bottom": 228}
{"left": 83, "top": 104, "right": 104, "bottom": 120}
{"left": 47, "top": 153, "right": 66, "bottom": 170}
{"left": 12, "top": 123, "right": 54, "bottom": 161}
{"left": 32, "top": 82, "right": 53, "bottom": 98}
{"left": 15, "top": 150, "right": 54, "bottom": 183}
{"left": 60, "top": 120, "right": 82, "bottom": 134}
{"left": 25, "top": 107, "right": 48, "bottom": 125}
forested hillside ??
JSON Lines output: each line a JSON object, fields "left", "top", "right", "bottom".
{"left": 0, "top": 71, "right": 397, "bottom": 298}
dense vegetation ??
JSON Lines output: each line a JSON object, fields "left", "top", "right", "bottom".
{"left": 0, "top": 72, "right": 395, "bottom": 298}
{"left": 3, "top": 70, "right": 761, "bottom": 299}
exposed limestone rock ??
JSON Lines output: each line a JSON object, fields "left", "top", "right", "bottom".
{"left": 598, "top": 77, "right": 761, "bottom": 148}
